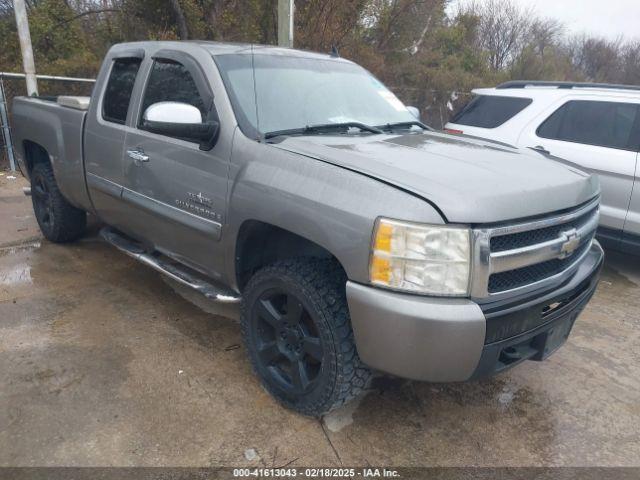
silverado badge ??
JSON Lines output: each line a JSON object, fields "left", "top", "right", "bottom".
{"left": 175, "top": 192, "right": 222, "bottom": 222}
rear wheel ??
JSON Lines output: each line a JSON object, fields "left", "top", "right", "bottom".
{"left": 241, "top": 258, "right": 371, "bottom": 417}
{"left": 31, "top": 162, "right": 86, "bottom": 243}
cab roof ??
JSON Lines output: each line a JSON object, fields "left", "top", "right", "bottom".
{"left": 196, "top": 41, "right": 345, "bottom": 60}
{"left": 110, "top": 40, "right": 351, "bottom": 62}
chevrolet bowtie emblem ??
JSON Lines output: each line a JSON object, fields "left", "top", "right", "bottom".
{"left": 559, "top": 228, "right": 581, "bottom": 258}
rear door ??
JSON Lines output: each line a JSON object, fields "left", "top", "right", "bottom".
{"left": 623, "top": 118, "right": 640, "bottom": 247}
{"left": 518, "top": 98, "right": 640, "bottom": 235}
{"left": 119, "top": 49, "right": 229, "bottom": 274}
{"left": 84, "top": 51, "right": 144, "bottom": 229}
{"left": 621, "top": 151, "right": 640, "bottom": 249}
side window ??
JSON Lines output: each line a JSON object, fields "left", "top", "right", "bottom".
{"left": 450, "top": 95, "right": 532, "bottom": 128}
{"left": 538, "top": 100, "right": 640, "bottom": 151}
{"left": 140, "top": 59, "right": 207, "bottom": 123}
{"left": 102, "top": 58, "right": 142, "bottom": 124}
{"left": 536, "top": 104, "right": 564, "bottom": 139}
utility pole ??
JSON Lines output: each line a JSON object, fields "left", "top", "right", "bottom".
{"left": 13, "top": 0, "right": 38, "bottom": 96}
{"left": 277, "top": 0, "right": 294, "bottom": 48}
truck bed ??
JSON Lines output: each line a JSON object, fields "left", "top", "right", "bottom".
{"left": 11, "top": 96, "right": 93, "bottom": 211}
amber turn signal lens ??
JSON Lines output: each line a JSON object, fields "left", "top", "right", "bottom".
{"left": 370, "top": 256, "right": 391, "bottom": 283}
{"left": 373, "top": 222, "right": 393, "bottom": 252}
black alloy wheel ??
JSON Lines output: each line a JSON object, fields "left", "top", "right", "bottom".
{"left": 32, "top": 173, "right": 55, "bottom": 231}
{"left": 251, "top": 289, "right": 324, "bottom": 394}
{"left": 30, "top": 162, "right": 86, "bottom": 243}
{"left": 241, "top": 258, "right": 372, "bottom": 417}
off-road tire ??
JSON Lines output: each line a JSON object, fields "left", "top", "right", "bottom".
{"left": 241, "top": 258, "right": 372, "bottom": 417}
{"left": 31, "top": 162, "right": 86, "bottom": 243}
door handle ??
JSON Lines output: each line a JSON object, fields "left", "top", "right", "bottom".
{"left": 531, "top": 145, "right": 551, "bottom": 155}
{"left": 127, "top": 149, "right": 149, "bottom": 165}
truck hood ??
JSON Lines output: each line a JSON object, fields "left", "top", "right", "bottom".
{"left": 272, "top": 131, "right": 599, "bottom": 223}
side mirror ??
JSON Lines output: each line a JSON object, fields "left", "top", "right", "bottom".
{"left": 141, "top": 102, "right": 219, "bottom": 150}
{"left": 406, "top": 106, "right": 420, "bottom": 120}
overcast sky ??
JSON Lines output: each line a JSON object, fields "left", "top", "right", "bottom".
{"left": 448, "top": 0, "right": 640, "bottom": 41}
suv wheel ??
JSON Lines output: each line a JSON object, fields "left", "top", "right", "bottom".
{"left": 31, "top": 162, "right": 86, "bottom": 243}
{"left": 241, "top": 258, "right": 371, "bottom": 417}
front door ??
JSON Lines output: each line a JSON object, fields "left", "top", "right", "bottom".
{"left": 84, "top": 53, "right": 144, "bottom": 229}
{"left": 120, "top": 52, "right": 229, "bottom": 275}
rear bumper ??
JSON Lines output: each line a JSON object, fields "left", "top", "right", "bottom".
{"left": 346, "top": 241, "right": 604, "bottom": 382}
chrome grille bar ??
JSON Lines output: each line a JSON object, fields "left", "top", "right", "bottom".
{"left": 486, "top": 197, "right": 600, "bottom": 237}
{"left": 490, "top": 212, "right": 599, "bottom": 274}
{"left": 470, "top": 198, "right": 600, "bottom": 299}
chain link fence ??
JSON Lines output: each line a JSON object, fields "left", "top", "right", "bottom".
{"left": 0, "top": 74, "right": 95, "bottom": 171}
{"left": 391, "top": 86, "right": 473, "bottom": 129}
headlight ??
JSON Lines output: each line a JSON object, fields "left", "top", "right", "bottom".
{"left": 369, "top": 218, "right": 471, "bottom": 296}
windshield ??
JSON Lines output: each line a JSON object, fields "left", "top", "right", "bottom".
{"left": 214, "top": 53, "right": 416, "bottom": 138}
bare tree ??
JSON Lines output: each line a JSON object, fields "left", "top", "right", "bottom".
{"left": 361, "top": 0, "right": 444, "bottom": 53}
{"left": 529, "top": 17, "right": 563, "bottom": 57}
{"left": 169, "top": 0, "right": 189, "bottom": 40}
{"left": 464, "top": 0, "right": 533, "bottom": 70}
{"left": 618, "top": 40, "right": 640, "bottom": 85}
{"left": 568, "top": 35, "right": 623, "bottom": 82}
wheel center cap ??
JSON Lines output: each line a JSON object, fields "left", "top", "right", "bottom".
{"left": 287, "top": 330, "right": 300, "bottom": 343}
{"left": 278, "top": 327, "right": 303, "bottom": 357}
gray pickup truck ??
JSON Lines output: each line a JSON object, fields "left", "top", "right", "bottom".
{"left": 12, "top": 41, "right": 603, "bottom": 416}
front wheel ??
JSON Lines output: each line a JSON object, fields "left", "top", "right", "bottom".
{"left": 240, "top": 258, "right": 371, "bottom": 417}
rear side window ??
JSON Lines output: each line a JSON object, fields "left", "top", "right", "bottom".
{"left": 537, "top": 100, "right": 640, "bottom": 151}
{"left": 140, "top": 59, "right": 207, "bottom": 121}
{"left": 450, "top": 95, "right": 532, "bottom": 128}
{"left": 102, "top": 58, "right": 142, "bottom": 124}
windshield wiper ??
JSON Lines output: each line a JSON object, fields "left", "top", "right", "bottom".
{"left": 377, "top": 121, "right": 432, "bottom": 132}
{"left": 264, "top": 122, "right": 383, "bottom": 140}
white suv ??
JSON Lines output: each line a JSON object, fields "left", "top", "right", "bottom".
{"left": 445, "top": 81, "right": 640, "bottom": 254}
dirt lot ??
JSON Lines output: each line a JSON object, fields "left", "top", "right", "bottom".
{"left": 1, "top": 172, "right": 639, "bottom": 467}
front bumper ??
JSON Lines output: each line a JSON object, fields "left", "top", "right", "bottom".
{"left": 346, "top": 241, "right": 604, "bottom": 382}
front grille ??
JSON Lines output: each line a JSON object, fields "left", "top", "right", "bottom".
{"left": 490, "top": 210, "right": 594, "bottom": 252}
{"left": 488, "top": 241, "right": 591, "bottom": 293}
{"left": 472, "top": 198, "right": 600, "bottom": 297}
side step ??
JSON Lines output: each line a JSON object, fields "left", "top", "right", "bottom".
{"left": 100, "top": 227, "right": 241, "bottom": 304}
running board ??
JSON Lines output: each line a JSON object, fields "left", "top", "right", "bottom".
{"left": 99, "top": 227, "right": 240, "bottom": 304}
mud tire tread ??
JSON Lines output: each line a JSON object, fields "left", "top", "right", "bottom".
{"left": 241, "top": 257, "right": 372, "bottom": 417}
{"left": 31, "top": 162, "right": 86, "bottom": 243}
